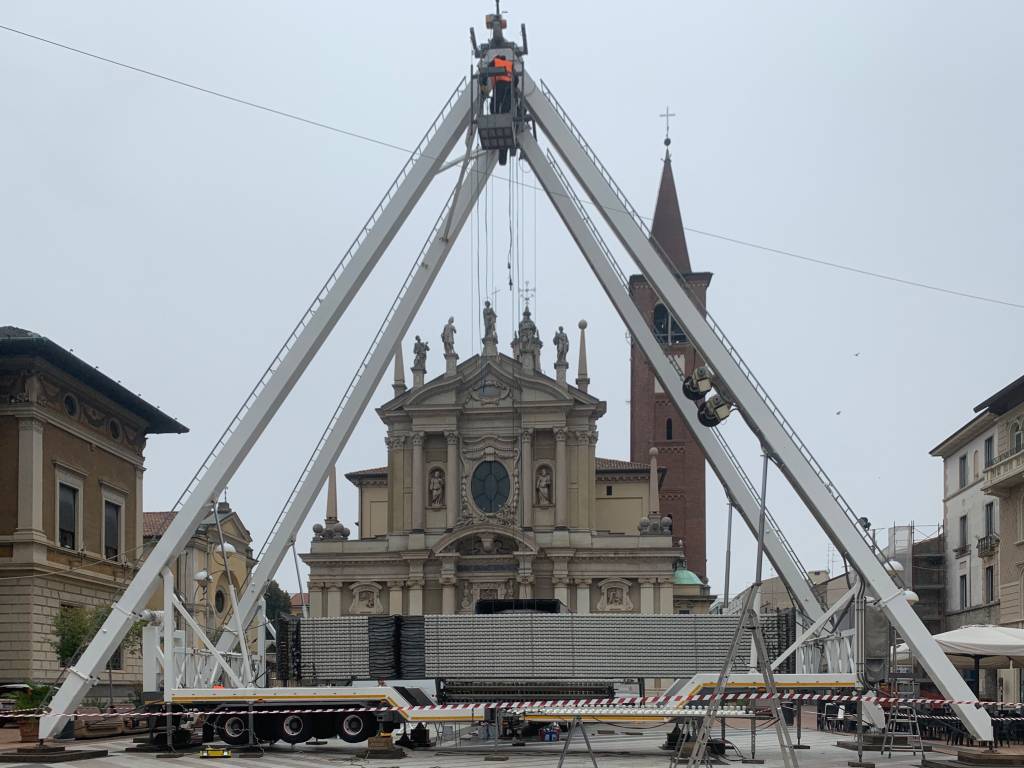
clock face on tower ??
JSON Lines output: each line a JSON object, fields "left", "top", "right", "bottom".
{"left": 471, "top": 460, "right": 511, "bottom": 514}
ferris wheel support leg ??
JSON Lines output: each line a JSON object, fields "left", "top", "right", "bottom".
{"left": 39, "top": 84, "right": 473, "bottom": 741}
{"left": 214, "top": 151, "right": 498, "bottom": 661}
{"left": 523, "top": 77, "right": 991, "bottom": 741}
{"left": 519, "top": 132, "right": 822, "bottom": 626}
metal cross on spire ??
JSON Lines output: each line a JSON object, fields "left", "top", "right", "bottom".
{"left": 660, "top": 105, "right": 676, "bottom": 146}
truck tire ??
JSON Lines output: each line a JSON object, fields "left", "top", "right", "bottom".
{"left": 337, "top": 712, "right": 377, "bottom": 743}
{"left": 275, "top": 713, "right": 313, "bottom": 745}
{"left": 217, "top": 713, "right": 251, "bottom": 747}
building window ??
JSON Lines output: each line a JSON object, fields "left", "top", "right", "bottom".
{"left": 1014, "top": 422, "right": 1024, "bottom": 454}
{"left": 985, "top": 436, "right": 995, "bottom": 467}
{"left": 985, "top": 502, "right": 995, "bottom": 536}
{"left": 471, "top": 461, "right": 511, "bottom": 514}
{"left": 959, "top": 574, "right": 968, "bottom": 610}
{"left": 605, "top": 485, "right": 613, "bottom": 496}
{"left": 653, "top": 304, "right": 686, "bottom": 344}
{"left": 959, "top": 515, "right": 968, "bottom": 549}
{"left": 958, "top": 455, "right": 968, "bottom": 488}
{"left": 215, "top": 589, "right": 226, "bottom": 614}
{"left": 666, "top": 418, "right": 673, "bottom": 441}
{"left": 103, "top": 500, "right": 120, "bottom": 560}
{"left": 62, "top": 393, "right": 78, "bottom": 418}
{"left": 973, "top": 450, "right": 980, "bottom": 480}
{"left": 58, "top": 483, "right": 78, "bottom": 550}
{"left": 985, "top": 566, "right": 995, "bottom": 604}
{"left": 108, "top": 643, "right": 123, "bottom": 671}
{"left": 1019, "top": 496, "right": 1024, "bottom": 542}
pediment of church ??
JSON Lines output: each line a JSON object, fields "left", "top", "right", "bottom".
{"left": 378, "top": 352, "right": 603, "bottom": 419}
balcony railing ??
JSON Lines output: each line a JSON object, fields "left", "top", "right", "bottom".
{"left": 987, "top": 441, "right": 1024, "bottom": 469}
{"left": 953, "top": 543, "right": 970, "bottom": 558}
{"left": 977, "top": 533, "right": 1000, "bottom": 558}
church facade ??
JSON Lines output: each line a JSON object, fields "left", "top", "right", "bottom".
{"left": 302, "top": 309, "right": 711, "bottom": 617}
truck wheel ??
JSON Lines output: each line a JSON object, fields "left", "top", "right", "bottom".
{"left": 276, "top": 713, "right": 313, "bottom": 745}
{"left": 337, "top": 713, "right": 378, "bottom": 743}
{"left": 217, "top": 714, "right": 251, "bottom": 747}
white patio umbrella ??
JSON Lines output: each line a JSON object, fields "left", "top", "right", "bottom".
{"left": 896, "top": 625, "right": 1024, "bottom": 695}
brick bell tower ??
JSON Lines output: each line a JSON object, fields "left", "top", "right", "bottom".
{"left": 629, "top": 138, "right": 712, "bottom": 580}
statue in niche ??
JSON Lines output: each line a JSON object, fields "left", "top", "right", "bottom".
{"left": 350, "top": 584, "right": 383, "bottom": 614}
{"left": 428, "top": 468, "right": 445, "bottom": 507}
{"left": 597, "top": 579, "right": 634, "bottom": 612}
{"left": 482, "top": 301, "right": 497, "bottom": 342}
{"left": 553, "top": 325, "right": 570, "bottom": 364}
{"left": 412, "top": 336, "right": 429, "bottom": 369}
{"left": 442, "top": 316, "right": 457, "bottom": 356}
{"left": 535, "top": 466, "right": 552, "bottom": 506}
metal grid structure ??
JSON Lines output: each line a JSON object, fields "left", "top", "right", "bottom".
{"left": 284, "top": 614, "right": 752, "bottom": 682}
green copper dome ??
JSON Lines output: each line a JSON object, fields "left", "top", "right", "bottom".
{"left": 672, "top": 566, "right": 702, "bottom": 586}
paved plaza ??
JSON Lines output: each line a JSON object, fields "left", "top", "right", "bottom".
{"left": 0, "top": 726, "right": 952, "bottom": 768}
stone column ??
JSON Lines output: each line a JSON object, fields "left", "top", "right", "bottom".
{"left": 387, "top": 581, "right": 404, "bottom": 615}
{"left": 554, "top": 428, "right": 568, "bottom": 529}
{"left": 326, "top": 585, "right": 342, "bottom": 616}
{"left": 553, "top": 576, "right": 570, "bottom": 608}
{"left": 445, "top": 431, "right": 459, "bottom": 529}
{"left": 517, "top": 576, "right": 534, "bottom": 599}
{"left": 407, "top": 579, "right": 424, "bottom": 615}
{"left": 517, "top": 554, "right": 534, "bottom": 599}
{"left": 658, "top": 577, "right": 674, "bottom": 615}
{"left": 441, "top": 577, "right": 457, "bottom": 615}
{"left": 16, "top": 417, "right": 43, "bottom": 534}
{"left": 639, "top": 577, "right": 656, "bottom": 615}
{"left": 574, "top": 578, "right": 592, "bottom": 614}
{"left": 310, "top": 585, "right": 325, "bottom": 617}
{"left": 134, "top": 466, "right": 145, "bottom": 559}
{"left": 411, "top": 432, "right": 425, "bottom": 531}
{"left": 521, "top": 429, "right": 534, "bottom": 529}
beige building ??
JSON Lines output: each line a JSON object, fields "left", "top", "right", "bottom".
{"left": 302, "top": 311, "right": 713, "bottom": 617}
{"left": 976, "top": 375, "right": 1024, "bottom": 701}
{"left": 0, "top": 326, "right": 186, "bottom": 692}
{"left": 143, "top": 501, "right": 254, "bottom": 646}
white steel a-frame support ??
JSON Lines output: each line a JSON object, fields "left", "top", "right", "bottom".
{"left": 211, "top": 151, "right": 497, "bottom": 666}
{"left": 40, "top": 82, "right": 476, "bottom": 739}
{"left": 521, "top": 74, "right": 990, "bottom": 740}
{"left": 42, "top": 22, "right": 989, "bottom": 743}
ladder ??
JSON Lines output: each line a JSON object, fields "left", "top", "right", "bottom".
{"left": 881, "top": 678, "right": 923, "bottom": 758}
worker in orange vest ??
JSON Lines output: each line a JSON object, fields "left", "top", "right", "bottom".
{"left": 490, "top": 54, "right": 513, "bottom": 115}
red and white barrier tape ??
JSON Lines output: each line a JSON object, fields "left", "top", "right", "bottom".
{"left": 5, "top": 690, "right": 1024, "bottom": 720}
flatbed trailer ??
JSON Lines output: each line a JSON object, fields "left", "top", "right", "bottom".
{"left": 146, "top": 674, "right": 862, "bottom": 747}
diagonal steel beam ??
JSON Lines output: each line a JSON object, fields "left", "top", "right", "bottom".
{"left": 41, "top": 82, "right": 473, "bottom": 740}
{"left": 518, "top": 133, "right": 824, "bottom": 625}
{"left": 523, "top": 74, "right": 991, "bottom": 740}
{"left": 212, "top": 152, "right": 498, "bottom": 663}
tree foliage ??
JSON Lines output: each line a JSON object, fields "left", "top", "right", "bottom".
{"left": 51, "top": 605, "right": 142, "bottom": 668}
{"left": 263, "top": 580, "right": 291, "bottom": 624}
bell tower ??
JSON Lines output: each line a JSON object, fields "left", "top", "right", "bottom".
{"left": 628, "top": 136, "right": 712, "bottom": 580}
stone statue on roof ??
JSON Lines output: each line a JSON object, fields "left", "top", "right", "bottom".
{"left": 412, "top": 335, "right": 429, "bottom": 370}
{"left": 553, "top": 325, "right": 569, "bottom": 365}
{"left": 482, "top": 301, "right": 497, "bottom": 343}
{"left": 441, "top": 316, "right": 457, "bottom": 357}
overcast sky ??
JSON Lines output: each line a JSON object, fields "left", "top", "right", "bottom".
{"left": 2, "top": 1, "right": 1022, "bottom": 597}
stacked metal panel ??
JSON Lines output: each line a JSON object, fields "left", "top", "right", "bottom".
{"left": 420, "top": 614, "right": 750, "bottom": 679}
{"left": 290, "top": 614, "right": 751, "bottom": 683}
{"left": 298, "top": 616, "right": 370, "bottom": 681}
